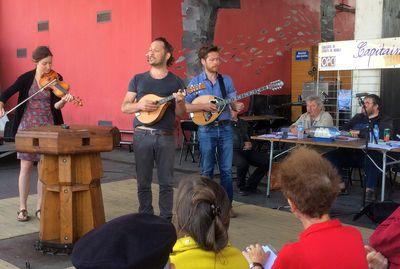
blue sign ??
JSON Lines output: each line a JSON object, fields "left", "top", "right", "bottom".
{"left": 295, "top": 50, "right": 309, "bottom": 61}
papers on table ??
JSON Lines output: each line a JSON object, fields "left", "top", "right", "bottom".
{"left": 366, "top": 141, "right": 400, "bottom": 151}
{"left": 335, "top": 136, "right": 359, "bottom": 141}
{"left": 262, "top": 245, "right": 278, "bottom": 269}
{"left": 258, "top": 133, "right": 297, "bottom": 140}
{"left": 255, "top": 134, "right": 400, "bottom": 152}
{"left": 257, "top": 133, "right": 360, "bottom": 141}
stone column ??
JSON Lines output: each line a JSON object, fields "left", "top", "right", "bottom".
{"left": 320, "top": 0, "right": 335, "bottom": 42}
{"left": 181, "top": 0, "right": 240, "bottom": 80}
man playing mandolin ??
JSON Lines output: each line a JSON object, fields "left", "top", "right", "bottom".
{"left": 121, "top": 37, "right": 186, "bottom": 221}
{"left": 185, "top": 44, "right": 244, "bottom": 218}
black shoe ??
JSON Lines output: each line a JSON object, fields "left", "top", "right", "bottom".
{"left": 237, "top": 189, "right": 250, "bottom": 196}
{"left": 365, "top": 189, "right": 376, "bottom": 202}
{"left": 339, "top": 188, "right": 349, "bottom": 196}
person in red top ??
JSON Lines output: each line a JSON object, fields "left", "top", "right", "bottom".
{"left": 243, "top": 147, "right": 368, "bottom": 269}
{"left": 365, "top": 206, "right": 400, "bottom": 269}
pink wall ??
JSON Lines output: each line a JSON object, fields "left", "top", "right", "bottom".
{"left": 0, "top": 0, "right": 152, "bottom": 130}
{"left": 152, "top": 0, "right": 354, "bottom": 109}
{"left": 0, "top": 0, "right": 355, "bottom": 129}
{"left": 214, "top": 0, "right": 321, "bottom": 99}
{"left": 334, "top": 0, "right": 356, "bottom": 41}
{"left": 151, "top": 0, "right": 321, "bottom": 108}
{"left": 151, "top": 0, "right": 185, "bottom": 79}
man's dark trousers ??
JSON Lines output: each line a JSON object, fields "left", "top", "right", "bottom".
{"left": 233, "top": 149, "right": 268, "bottom": 191}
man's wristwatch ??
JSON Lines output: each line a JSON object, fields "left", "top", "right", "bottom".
{"left": 249, "top": 262, "right": 264, "bottom": 269}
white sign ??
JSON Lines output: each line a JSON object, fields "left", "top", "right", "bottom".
{"left": 318, "top": 37, "right": 400, "bottom": 71}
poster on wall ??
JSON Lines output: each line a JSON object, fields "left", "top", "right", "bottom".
{"left": 318, "top": 37, "right": 400, "bottom": 71}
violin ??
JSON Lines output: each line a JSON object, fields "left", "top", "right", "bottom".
{"left": 0, "top": 70, "right": 83, "bottom": 119}
{"left": 39, "top": 70, "right": 83, "bottom": 106}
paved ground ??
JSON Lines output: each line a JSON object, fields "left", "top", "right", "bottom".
{"left": 0, "top": 145, "right": 398, "bottom": 268}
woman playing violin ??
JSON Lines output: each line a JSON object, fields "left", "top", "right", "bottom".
{"left": 0, "top": 46, "right": 73, "bottom": 222}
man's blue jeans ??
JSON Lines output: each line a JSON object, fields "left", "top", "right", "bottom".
{"left": 323, "top": 148, "right": 381, "bottom": 189}
{"left": 198, "top": 124, "right": 233, "bottom": 201}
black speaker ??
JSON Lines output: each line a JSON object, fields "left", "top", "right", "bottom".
{"left": 247, "top": 94, "right": 269, "bottom": 115}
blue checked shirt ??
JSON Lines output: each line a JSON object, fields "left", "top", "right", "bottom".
{"left": 185, "top": 72, "right": 237, "bottom": 121}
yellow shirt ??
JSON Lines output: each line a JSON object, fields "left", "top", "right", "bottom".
{"left": 170, "top": 236, "right": 248, "bottom": 269}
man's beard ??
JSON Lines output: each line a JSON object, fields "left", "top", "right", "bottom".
{"left": 205, "top": 65, "right": 218, "bottom": 73}
{"left": 365, "top": 108, "right": 374, "bottom": 117}
{"left": 148, "top": 55, "right": 167, "bottom": 67}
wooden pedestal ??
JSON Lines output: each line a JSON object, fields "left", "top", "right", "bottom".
{"left": 39, "top": 153, "right": 105, "bottom": 245}
{"left": 15, "top": 125, "right": 118, "bottom": 250}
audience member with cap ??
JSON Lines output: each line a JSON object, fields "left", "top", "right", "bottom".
{"left": 243, "top": 148, "right": 368, "bottom": 269}
{"left": 71, "top": 213, "right": 177, "bottom": 269}
{"left": 170, "top": 176, "right": 248, "bottom": 269}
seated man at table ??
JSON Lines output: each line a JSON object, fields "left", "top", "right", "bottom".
{"left": 324, "top": 94, "right": 393, "bottom": 200}
{"left": 231, "top": 110, "right": 269, "bottom": 195}
{"left": 289, "top": 95, "right": 333, "bottom": 134}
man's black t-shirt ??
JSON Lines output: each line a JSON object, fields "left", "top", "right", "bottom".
{"left": 128, "top": 71, "right": 185, "bottom": 130}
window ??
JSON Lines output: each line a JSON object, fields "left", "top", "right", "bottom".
{"left": 97, "top": 11, "right": 111, "bottom": 23}
{"left": 38, "top": 21, "right": 49, "bottom": 32}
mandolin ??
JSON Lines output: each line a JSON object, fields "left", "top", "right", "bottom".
{"left": 135, "top": 83, "right": 205, "bottom": 125}
{"left": 190, "top": 80, "right": 284, "bottom": 126}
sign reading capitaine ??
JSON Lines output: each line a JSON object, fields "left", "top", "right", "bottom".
{"left": 318, "top": 37, "right": 400, "bottom": 71}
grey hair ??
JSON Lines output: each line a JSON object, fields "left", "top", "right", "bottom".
{"left": 306, "top": 95, "right": 324, "bottom": 111}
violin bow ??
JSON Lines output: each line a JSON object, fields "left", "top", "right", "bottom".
{"left": 1, "top": 79, "right": 57, "bottom": 118}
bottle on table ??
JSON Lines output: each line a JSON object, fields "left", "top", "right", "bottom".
{"left": 384, "top": 128, "right": 390, "bottom": 142}
{"left": 371, "top": 124, "right": 379, "bottom": 144}
{"left": 297, "top": 121, "right": 304, "bottom": 139}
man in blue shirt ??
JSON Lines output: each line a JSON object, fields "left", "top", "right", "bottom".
{"left": 185, "top": 45, "right": 244, "bottom": 217}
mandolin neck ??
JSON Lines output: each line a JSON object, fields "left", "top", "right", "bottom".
{"left": 221, "top": 85, "right": 272, "bottom": 105}
{"left": 156, "top": 95, "right": 175, "bottom": 105}
{"left": 155, "top": 83, "right": 205, "bottom": 105}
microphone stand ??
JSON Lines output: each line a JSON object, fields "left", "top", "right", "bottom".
{"left": 353, "top": 96, "right": 375, "bottom": 221}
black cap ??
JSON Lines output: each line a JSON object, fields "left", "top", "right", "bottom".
{"left": 71, "top": 213, "right": 177, "bottom": 269}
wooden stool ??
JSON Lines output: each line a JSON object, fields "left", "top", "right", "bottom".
{"left": 15, "top": 125, "right": 119, "bottom": 252}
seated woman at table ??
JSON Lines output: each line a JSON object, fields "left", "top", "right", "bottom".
{"left": 289, "top": 95, "right": 333, "bottom": 134}
{"left": 170, "top": 176, "right": 248, "bottom": 269}
{"left": 243, "top": 147, "right": 368, "bottom": 269}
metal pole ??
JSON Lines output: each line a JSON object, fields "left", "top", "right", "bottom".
{"left": 267, "top": 140, "right": 274, "bottom": 198}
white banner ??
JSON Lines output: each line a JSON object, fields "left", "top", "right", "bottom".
{"left": 318, "top": 37, "right": 400, "bottom": 71}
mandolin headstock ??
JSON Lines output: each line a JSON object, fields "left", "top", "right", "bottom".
{"left": 268, "top": 80, "right": 284, "bottom": 91}
{"left": 185, "top": 83, "right": 206, "bottom": 94}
